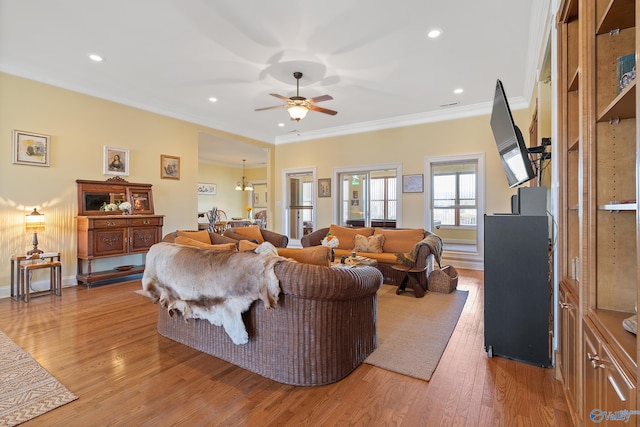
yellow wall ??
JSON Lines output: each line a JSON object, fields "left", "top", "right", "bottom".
{"left": 0, "top": 71, "right": 532, "bottom": 295}
{"left": 0, "top": 72, "right": 267, "bottom": 296}
{"left": 273, "top": 111, "right": 529, "bottom": 235}
{"left": 197, "top": 164, "right": 267, "bottom": 220}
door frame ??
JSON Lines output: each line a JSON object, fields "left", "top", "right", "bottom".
{"left": 281, "top": 167, "right": 317, "bottom": 243}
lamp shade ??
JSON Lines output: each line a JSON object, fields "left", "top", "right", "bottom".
{"left": 25, "top": 208, "right": 45, "bottom": 231}
{"left": 287, "top": 104, "right": 309, "bottom": 121}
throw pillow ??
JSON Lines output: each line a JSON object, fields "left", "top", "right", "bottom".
{"left": 210, "top": 233, "right": 239, "bottom": 246}
{"left": 328, "top": 224, "right": 374, "bottom": 250}
{"left": 176, "top": 230, "right": 212, "bottom": 244}
{"left": 278, "top": 246, "right": 330, "bottom": 266}
{"left": 238, "top": 240, "right": 260, "bottom": 252}
{"left": 353, "top": 234, "right": 385, "bottom": 254}
{"left": 231, "top": 225, "right": 264, "bottom": 243}
{"left": 174, "top": 236, "right": 237, "bottom": 251}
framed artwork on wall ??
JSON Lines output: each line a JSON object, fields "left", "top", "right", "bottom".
{"left": 318, "top": 178, "right": 331, "bottom": 197}
{"left": 402, "top": 174, "right": 424, "bottom": 193}
{"left": 198, "top": 183, "right": 217, "bottom": 195}
{"left": 160, "top": 154, "right": 180, "bottom": 180}
{"left": 103, "top": 146, "right": 130, "bottom": 176}
{"left": 128, "top": 187, "right": 154, "bottom": 214}
{"left": 12, "top": 130, "right": 50, "bottom": 167}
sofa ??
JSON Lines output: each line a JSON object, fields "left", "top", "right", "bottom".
{"left": 301, "top": 224, "right": 440, "bottom": 288}
{"left": 147, "top": 236, "right": 383, "bottom": 386}
{"left": 162, "top": 227, "right": 288, "bottom": 248}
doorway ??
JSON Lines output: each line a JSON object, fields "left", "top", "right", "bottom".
{"left": 284, "top": 169, "right": 316, "bottom": 242}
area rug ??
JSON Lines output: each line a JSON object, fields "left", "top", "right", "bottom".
{"left": 0, "top": 330, "right": 77, "bottom": 426}
{"left": 364, "top": 284, "right": 468, "bottom": 381}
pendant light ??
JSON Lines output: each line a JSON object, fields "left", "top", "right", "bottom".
{"left": 235, "top": 159, "right": 253, "bottom": 191}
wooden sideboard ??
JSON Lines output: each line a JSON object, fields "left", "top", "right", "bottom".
{"left": 76, "top": 178, "right": 163, "bottom": 286}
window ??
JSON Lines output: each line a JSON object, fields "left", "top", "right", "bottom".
{"left": 370, "top": 176, "right": 396, "bottom": 220}
{"left": 337, "top": 167, "right": 399, "bottom": 226}
{"left": 432, "top": 162, "right": 477, "bottom": 226}
{"left": 302, "top": 181, "right": 313, "bottom": 222}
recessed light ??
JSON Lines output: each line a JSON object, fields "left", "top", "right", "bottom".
{"left": 426, "top": 29, "right": 442, "bottom": 39}
{"left": 278, "top": 123, "right": 285, "bottom": 127}
{"left": 454, "top": 88, "right": 464, "bottom": 94}
{"left": 208, "top": 97, "right": 218, "bottom": 103}
{"left": 89, "top": 54, "right": 104, "bottom": 62}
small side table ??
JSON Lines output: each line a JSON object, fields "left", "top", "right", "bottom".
{"left": 392, "top": 264, "right": 428, "bottom": 298}
{"left": 11, "top": 253, "right": 62, "bottom": 302}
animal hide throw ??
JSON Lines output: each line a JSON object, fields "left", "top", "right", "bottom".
{"left": 142, "top": 242, "right": 285, "bottom": 344}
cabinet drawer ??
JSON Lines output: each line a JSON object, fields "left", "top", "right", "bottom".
{"left": 130, "top": 217, "right": 162, "bottom": 226}
{"left": 93, "top": 218, "right": 128, "bottom": 228}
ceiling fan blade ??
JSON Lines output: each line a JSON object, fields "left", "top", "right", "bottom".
{"left": 307, "top": 94, "right": 333, "bottom": 104}
{"left": 310, "top": 105, "right": 338, "bottom": 115}
{"left": 269, "top": 93, "right": 291, "bottom": 102}
{"left": 255, "top": 105, "right": 287, "bottom": 111}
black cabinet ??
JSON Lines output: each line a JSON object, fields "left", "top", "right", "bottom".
{"left": 484, "top": 214, "right": 550, "bottom": 367}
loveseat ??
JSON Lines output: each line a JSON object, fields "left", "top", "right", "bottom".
{"left": 147, "top": 235, "right": 382, "bottom": 386}
{"left": 301, "top": 224, "right": 440, "bottom": 288}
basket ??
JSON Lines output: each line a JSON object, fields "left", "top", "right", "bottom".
{"left": 428, "top": 265, "right": 458, "bottom": 293}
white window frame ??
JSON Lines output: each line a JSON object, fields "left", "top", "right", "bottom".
{"left": 425, "top": 153, "right": 485, "bottom": 263}
{"left": 332, "top": 163, "right": 403, "bottom": 227}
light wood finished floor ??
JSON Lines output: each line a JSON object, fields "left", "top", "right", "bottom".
{"left": 0, "top": 269, "right": 572, "bottom": 426}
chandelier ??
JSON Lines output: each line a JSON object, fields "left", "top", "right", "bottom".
{"left": 235, "top": 159, "right": 253, "bottom": 191}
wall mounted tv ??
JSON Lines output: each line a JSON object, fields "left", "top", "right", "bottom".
{"left": 490, "top": 79, "right": 535, "bottom": 188}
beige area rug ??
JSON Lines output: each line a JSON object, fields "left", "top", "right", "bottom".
{"left": 0, "top": 330, "right": 77, "bottom": 427}
{"left": 364, "top": 284, "right": 469, "bottom": 381}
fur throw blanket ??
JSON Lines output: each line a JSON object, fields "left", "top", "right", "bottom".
{"left": 395, "top": 232, "right": 443, "bottom": 268}
{"left": 142, "top": 242, "right": 285, "bottom": 345}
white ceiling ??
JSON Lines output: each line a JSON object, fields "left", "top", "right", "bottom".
{"left": 0, "top": 0, "right": 543, "bottom": 167}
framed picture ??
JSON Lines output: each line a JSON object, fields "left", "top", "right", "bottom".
{"left": 403, "top": 174, "right": 424, "bottom": 193}
{"left": 160, "top": 154, "right": 180, "bottom": 180}
{"left": 12, "top": 130, "right": 50, "bottom": 167}
{"left": 198, "top": 183, "right": 217, "bottom": 195}
{"left": 103, "top": 146, "right": 130, "bottom": 176}
{"left": 318, "top": 178, "right": 331, "bottom": 198}
{"left": 128, "top": 187, "right": 154, "bottom": 214}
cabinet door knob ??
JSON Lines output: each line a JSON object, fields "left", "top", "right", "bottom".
{"left": 143, "top": 220, "right": 150, "bottom": 225}
{"left": 107, "top": 221, "right": 116, "bottom": 227}
{"left": 559, "top": 302, "right": 572, "bottom": 309}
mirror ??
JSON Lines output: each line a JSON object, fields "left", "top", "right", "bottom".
{"left": 84, "top": 192, "right": 126, "bottom": 211}
{"left": 77, "top": 178, "right": 154, "bottom": 216}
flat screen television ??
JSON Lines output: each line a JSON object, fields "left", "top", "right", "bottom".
{"left": 490, "top": 79, "right": 535, "bottom": 188}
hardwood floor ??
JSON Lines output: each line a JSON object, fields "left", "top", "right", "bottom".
{"left": 0, "top": 269, "right": 572, "bottom": 426}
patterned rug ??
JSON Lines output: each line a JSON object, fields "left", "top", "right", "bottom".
{"left": 0, "top": 330, "right": 77, "bottom": 426}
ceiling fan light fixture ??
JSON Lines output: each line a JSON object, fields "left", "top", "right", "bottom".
{"left": 287, "top": 104, "right": 309, "bottom": 121}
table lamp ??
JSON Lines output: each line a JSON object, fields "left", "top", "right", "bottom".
{"left": 25, "top": 208, "right": 45, "bottom": 255}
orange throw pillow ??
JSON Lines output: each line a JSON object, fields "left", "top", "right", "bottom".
{"left": 176, "top": 230, "right": 212, "bottom": 244}
{"left": 278, "top": 246, "right": 330, "bottom": 266}
{"left": 238, "top": 240, "right": 260, "bottom": 252}
{"left": 353, "top": 234, "right": 385, "bottom": 254}
{"left": 174, "top": 236, "right": 236, "bottom": 251}
{"left": 232, "top": 225, "right": 264, "bottom": 243}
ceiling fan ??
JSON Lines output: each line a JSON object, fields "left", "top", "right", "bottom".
{"left": 255, "top": 71, "right": 337, "bottom": 121}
